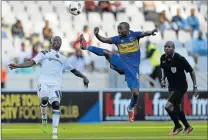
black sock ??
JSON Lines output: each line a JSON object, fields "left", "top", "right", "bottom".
{"left": 167, "top": 111, "right": 181, "bottom": 128}
{"left": 175, "top": 108, "right": 190, "bottom": 128}
{"left": 174, "top": 105, "right": 190, "bottom": 128}
{"left": 129, "top": 94, "right": 139, "bottom": 110}
{"left": 178, "top": 111, "right": 190, "bottom": 128}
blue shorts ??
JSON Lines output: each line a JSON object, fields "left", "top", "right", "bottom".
{"left": 110, "top": 54, "right": 140, "bottom": 89}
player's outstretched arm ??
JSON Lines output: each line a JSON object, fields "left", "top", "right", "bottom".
{"left": 94, "top": 27, "right": 113, "bottom": 44}
{"left": 71, "top": 68, "right": 89, "bottom": 88}
{"left": 139, "top": 29, "right": 158, "bottom": 38}
{"left": 8, "top": 60, "right": 36, "bottom": 70}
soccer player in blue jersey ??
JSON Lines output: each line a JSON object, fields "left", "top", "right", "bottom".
{"left": 79, "top": 22, "right": 158, "bottom": 122}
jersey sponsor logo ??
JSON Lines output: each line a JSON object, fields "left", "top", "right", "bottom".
{"left": 171, "top": 67, "right": 177, "bottom": 73}
{"left": 118, "top": 40, "right": 139, "bottom": 54}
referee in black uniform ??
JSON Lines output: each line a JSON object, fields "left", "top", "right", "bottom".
{"left": 160, "top": 41, "right": 199, "bottom": 136}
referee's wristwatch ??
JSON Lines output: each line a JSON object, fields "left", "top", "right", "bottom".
{"left": 193, "top": 85, "right": 198, "bottom": 88}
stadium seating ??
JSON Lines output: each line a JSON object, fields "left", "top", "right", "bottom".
{"left": 163, "top": 30, "right": 177, "bottom": 41}
{"left": 116, "top": 13, "right": 129, "bottom": 23}
{"left": 198, "top": 56, "right": 208, "bottom": 72}
{"left": 2, "top": 1, "right": 207, "bottom": 89}
{"left": 178, "top": 30, "right": 192, "bottom": 43}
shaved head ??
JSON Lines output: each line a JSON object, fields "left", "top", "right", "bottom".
{"left": 117, "top": 22, "right": 130, "bottom": 36}
{"left": 119, "top": 22, "right": 130, "bottom": 30}
{"left": 164, "top": 41, "right": 175, "bottom": 58}
{"left": 51, "top": 36, "right": 62, "bottom": 51}
{"left": 165, "top": 41, "right": 175, "bottom": 48}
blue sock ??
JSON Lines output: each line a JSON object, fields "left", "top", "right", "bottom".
{"left": 88, "top": 46, "right": 104, "bottom": 56}
{"left": 128, "top": 94, "right": 139, "bottom": 111}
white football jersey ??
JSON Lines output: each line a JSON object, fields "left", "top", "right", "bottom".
{"left": 33, "top": 49, "right": 74, "bottom": 87}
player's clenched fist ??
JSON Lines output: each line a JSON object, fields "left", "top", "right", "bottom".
{"left": 151, "top": 29, "right": 158, "bottom": 36}
{"left": 8, "top": 63, "right": 18, "bottom": 70}
{"left": 94, "top": 27, "right": 99, "bottom": 35}
{"left": 83, "top": 77, "right": 89, "bottom": 88}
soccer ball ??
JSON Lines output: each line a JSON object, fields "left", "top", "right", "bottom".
{"left": 68, "top": 1, "right": 82, "bottom": 16}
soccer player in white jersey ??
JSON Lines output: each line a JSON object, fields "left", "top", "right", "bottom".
{"left": 8, "top": 36, "right": 89, "bottom": 139}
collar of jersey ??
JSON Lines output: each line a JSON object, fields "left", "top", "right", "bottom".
{"left": 172, "top": 52, "right": 175, "bottom": 58}
{"left": 119, "top": 30, "right": 133, "bottom": 39}
{"left": 51, "top": 49, "right": 59, "bottom": 53}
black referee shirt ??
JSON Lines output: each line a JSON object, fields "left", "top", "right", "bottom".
{"left": 160, "top": 53, "right": 193, "bottom": 90}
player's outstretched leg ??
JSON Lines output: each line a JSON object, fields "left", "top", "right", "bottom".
{"left": 127, "top": 88, "right": 139, "bottom": 122}
{"left": 80, "top": 34, "right": 126, "bottom": 75}
{"left": 165, "top": 102, "right": 182, "bottom": 135}
{"left": 51, "top": 101, "right": 60, "bottom": 139}
{"left": 79, "top": 34, "right": 117, "bottom": 64}
{"left": 40, "top": 97, "right": 48, "bottom": 133}
{"left": 79, "top": 34, "right": 105, "bottom": 56}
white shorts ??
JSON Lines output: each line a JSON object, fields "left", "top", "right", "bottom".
{"left": 37, "top": 83, "right": 62, "bottom": 105}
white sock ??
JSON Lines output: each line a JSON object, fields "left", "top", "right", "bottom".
{"left": 52, "top": 110, "right": 60, "bottom": 134}
{"left": 40, "top": 103, "right": 48, "bottom": 119}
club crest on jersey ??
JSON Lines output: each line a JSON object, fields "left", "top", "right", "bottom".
{"left": 171, "top": 67, "right": 177, "bottom": 73}
{"left": 129, "top": 37, "right": 134, "bottom": 42}
{"left": 55, "top": 54, "right": 59, "bottom": 58}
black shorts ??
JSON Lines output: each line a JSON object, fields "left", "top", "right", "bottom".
{"left": 168, "top": 88, "right": 186, "bottom": 105}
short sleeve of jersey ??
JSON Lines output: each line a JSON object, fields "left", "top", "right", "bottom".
{"left": 181, "top": 57, "right": 193, "bottom": 73}
{"left": 111, "top": 36, "right": 119, "bottom": 44}
{"left": 133, "top": 31, "right": 143, "bottom": 38}
{"left": 64, "top": 59, "right": 74, "bottom": 72}
{"left": 32, "top": 52, "right": 45, "bottom": 64}
{"left": 160, "top": 55, "right": 165, "bottom": 68}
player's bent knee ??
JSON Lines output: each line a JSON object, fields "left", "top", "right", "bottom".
{"left": 41, "top": 97, "right": 49, "bottom": 105}
{"left": 131, "top": 88, "right": 139, "bottom": 96}
{"left": 104, "top": 50, "right": 112, "bottom": 60}
{"left": 52, "top": 101, "right": 60, "bottom": 110}
{"left": 165, "top": 102, "right": 174, "bottom": 112}
{"left": 104, "top": 49, "right": 112, "bottom": 55}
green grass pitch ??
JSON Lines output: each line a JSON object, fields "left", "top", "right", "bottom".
{"left": 2, "top": 121, "right": 207, "bottom": 140}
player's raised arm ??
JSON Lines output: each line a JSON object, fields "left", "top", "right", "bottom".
{"left": 139, "top": 29, "right": 158, "bottom": 38}
{"left": 71, "top": 68, "right": 89, "bottom": 88}
{"left": 8, "top": 60, "right": 36, "bottom": 70}
{"left": 94, "top": 27, "right": 113, "bottom": 44}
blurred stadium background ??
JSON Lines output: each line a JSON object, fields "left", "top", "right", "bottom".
{"left": 1, "top": 1, "right": 208, "bottom": 139}
{"left": 1, "top": 0, "right": 207, "bottom": 89}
